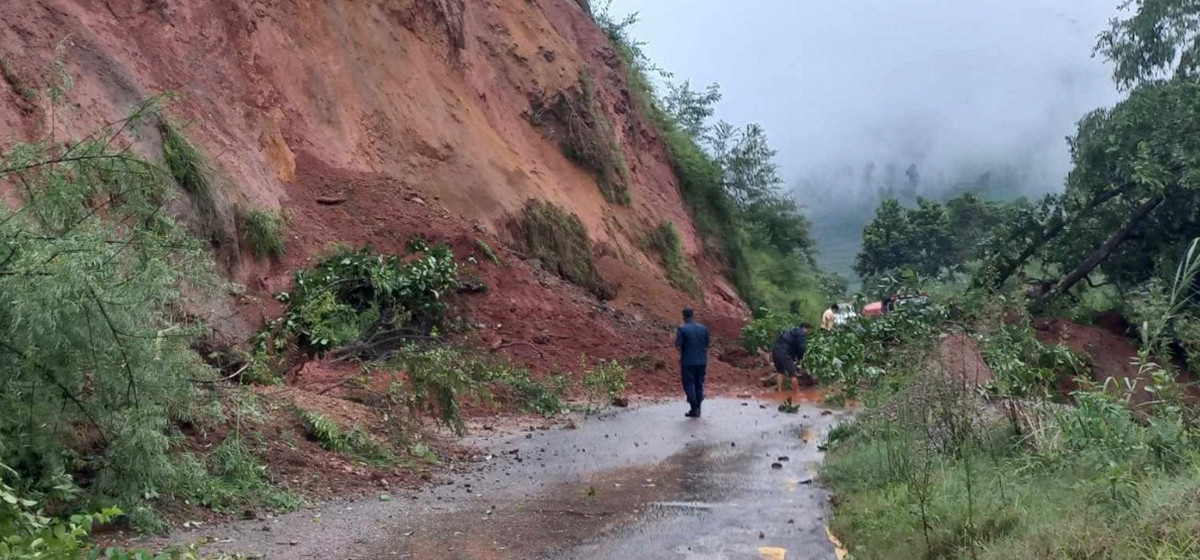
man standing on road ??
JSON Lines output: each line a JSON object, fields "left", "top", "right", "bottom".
{"left": 773, "top": 323, "right": 813, "bottom": 398}
{"left": 675, "top": 307, "right": 711, "bottom": 418}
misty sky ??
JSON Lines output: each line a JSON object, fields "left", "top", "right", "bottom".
{"left": 607, "top": 0, "right": 1124, "bottom": 197}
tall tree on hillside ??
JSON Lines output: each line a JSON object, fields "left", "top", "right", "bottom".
{"left": 855, "top": 199, "right": 914, "bottom": 278}
{"left": 1099, "top": 0, "right": 1200, "bottom": 89}
{"left": 1035, "top": 78, "right": 1200, "bottom": 303}
{"left": 664, "top": 81, "right": 722, "bottom": 140}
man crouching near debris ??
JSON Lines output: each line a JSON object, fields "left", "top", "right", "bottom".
{"left": 773, "top": 323, "right": 813, "bottom": 398}
{"left": 675, "top": 307, "right": 711, "bottom": 418}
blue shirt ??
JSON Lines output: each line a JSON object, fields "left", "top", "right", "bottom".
{"left": 675, "top": 320, "right": 711, "bottom": 366}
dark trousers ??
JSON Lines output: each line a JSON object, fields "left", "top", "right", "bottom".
{"left": 681, "top": 364, "right": 707, "bottom": 410}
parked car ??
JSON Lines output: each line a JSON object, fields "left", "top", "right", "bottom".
{"left": 832, "top": 303, "right": 858, "bottom": 326}
{"left": 860, "top": 294, "right": 928, "bottom": 317}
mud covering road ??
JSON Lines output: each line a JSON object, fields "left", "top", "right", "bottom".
{"left": 169, "top": 398, "right": 849, "bottom": 559}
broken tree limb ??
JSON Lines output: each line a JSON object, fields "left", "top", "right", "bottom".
{"left": 1037, "top": 193, "right": 1165, "bottom": 306}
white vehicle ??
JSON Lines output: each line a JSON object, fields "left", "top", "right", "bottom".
{"left": 832, "top": 303, "right": 858, "bottom": 327}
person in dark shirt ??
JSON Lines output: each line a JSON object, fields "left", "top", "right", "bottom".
{"left": 772, "top": 323, "right": 813, "bottom": 397}
{"left": 674, "top": 307, "right": 711, "bottom": 418}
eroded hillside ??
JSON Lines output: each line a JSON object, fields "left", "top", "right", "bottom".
{"left": 0, "top": 0, "right": 752, "bottom": 389}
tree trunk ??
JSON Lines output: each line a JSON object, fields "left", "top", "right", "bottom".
{"left": 1037, "top": 194, "right": 1165, "bottom": 306}
{"left": 985, "top": 186, "right": 1126, "bottom": 291}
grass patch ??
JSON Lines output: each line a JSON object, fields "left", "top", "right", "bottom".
{"left": 643, "top": 221, "right": 700, "bottom": 296}
{"left": 381, "top": 343, "right": 570, "bottom": 434}
{"left": 191, "top": 434, "right": 300, "bottom": 514}
{"left": 160, "top": 119, "right": 225, "bottom": 241}
{"left": 530, "top": 72, "right": 631, "bottom": 205}
{"left": 294, "top": 408, "right": 394, "bottom": 467}
{"left": 474, "top": 237, "right": 502, "bottom": 265}
{"left": 239, "top": 208, "right": 286, "bottom": 259}
{"left": 511, "top": 199, "right": 615, "bottom": 300}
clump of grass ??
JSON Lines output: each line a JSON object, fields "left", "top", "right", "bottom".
{"left": 511, "top": 199, "right": 615, "bottom": 300}
{"left": 191, "top": 435, "right": 300, "bottom": 513}
{"left": 239, "top": 208, "right": 286, "bottom": 259}
{"left": 643, "top": 221, "right": 700, "bottom": 296}
{"left": 294, "top": 407, "right": 394, "bottom": 467}
{"left": 474, "top": 237, "right": 502, "bottom": 265}
{"left": 160, "top": 119, "right": 225, "bottom": 240}
{"left": 530, "top": 72, "right": 631, "bottom": 205}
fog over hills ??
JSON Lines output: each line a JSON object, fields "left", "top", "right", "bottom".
{"left": 608, "top": 0, "right": 1122, "bottom": 278}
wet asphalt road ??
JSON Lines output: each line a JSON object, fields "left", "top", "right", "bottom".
{"left": 176, "top": 398, "right": 848, "bottom": 560}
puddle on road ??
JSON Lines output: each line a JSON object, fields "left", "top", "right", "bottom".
{"left": 372, "top": 442, "right": 748, "bottom": 559}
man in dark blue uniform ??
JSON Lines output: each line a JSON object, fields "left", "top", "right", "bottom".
{"left": 674, "top": 307, "right": 711, "bottom": 418}
{"left": 772, "top": 323, "right": 813, "bottom": 397}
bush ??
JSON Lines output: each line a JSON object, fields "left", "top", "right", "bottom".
{"left": 264, "top": 243, "right": 460, "bottom": 358}
{"left": 529, "top": 72, "right": 631, "bottom": 205}
{"left": 160, "top": 119, "right": 225, "bottom": 242}
{"left": 294, "top": 408, "right": 394, "bottom": 467}
{"left": 382, "top": 344, "right": 569, "bottom": 434}
{"left": 0, "top": 108, "right": 220, "bottom": 520}
{"left": 191, "top": 435, "right": 298, "bottom": 513}
{"left": 581, "top": 358, "right": 630, "bottom": 412}
{"left": 643, "top": 222, "right": 700, "bottom": 296}
{"left": 511, "top": 200, "right": 614, "bottom": 300}
{"left": 239, "top": 208, "right": 286, "bottom": 259}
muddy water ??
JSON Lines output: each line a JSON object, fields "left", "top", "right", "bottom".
{"left": 174, "top": 398, "right": 849, "bottom": 559}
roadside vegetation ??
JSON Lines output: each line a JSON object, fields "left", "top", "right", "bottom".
{"left": 818, "top": 3, "right": 1200, "bottom": 556}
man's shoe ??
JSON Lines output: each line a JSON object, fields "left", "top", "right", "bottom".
{"left": 684, "top": 409, "right": 699, "bottom": 418}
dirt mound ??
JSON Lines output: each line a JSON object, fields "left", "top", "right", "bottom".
{"left": 1033, "top": 317, "right": 1148, "bottom": 402}
{"left": 939, "top": 334, "right": 993, "bottom": 386}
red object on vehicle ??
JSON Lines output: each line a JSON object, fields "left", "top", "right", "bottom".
{"left": 862, "top": 302, "right": 883, "bottom": 317}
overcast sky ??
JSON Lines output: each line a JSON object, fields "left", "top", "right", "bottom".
{"left": 606, "top": 0, "right": 1124, "bottom": 197}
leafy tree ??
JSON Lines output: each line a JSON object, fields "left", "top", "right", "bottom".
{"left": 0, "top": 103, "right": 218, "bottom": 520}
{"left": 664, "top": 81, "right": 721, "bottom": 140}
{"left": 1099, "top": 0, "right": 1200, "bottom": 89}
{"left": 855, "top": 199, "right": 914, "bottom": 278}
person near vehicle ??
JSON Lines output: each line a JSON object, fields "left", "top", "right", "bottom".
{"left": 821, "top": 303, "right": 837, "bottom": 330}
{"left": 674, "top": 307, "right": 711, "bottom": 418}
{"left": 772, "top": 323, "right": 813, "bottom": 397}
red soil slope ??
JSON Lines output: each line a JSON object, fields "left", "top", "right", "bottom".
{"left": 0, "top": 0, "right": 751, "bottom": 394}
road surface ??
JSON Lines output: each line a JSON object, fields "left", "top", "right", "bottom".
{"left": 173, "top": 398, "right": 849, "bottom": 559}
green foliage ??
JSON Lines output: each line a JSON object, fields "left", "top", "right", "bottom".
{"left": 238, "top": 208, "right": 285, "bottom": 259}
{"left": 642, "top": 221, "right": 700, "bottom": 295}
{"left": 382, "top": 344, "right": 570, "bottom": 434}
{"left": 580, "top": 358, "right": 629, "bottom": 412}
{"left": 265, "top": 243, "right": 459, "bottom": 357}
{"left": 191, "top": 435, "right": 298, "bottom": 513}
{"left": 160, "top": 119, "right": 224, "bottom": 241}
{"left": 1, "top": 462, "right": 237, "bottom": 559}
{"left": 511, "top": 200, "right": 614, "bottom": 300}
{"left": 1098, "top": 0, "right": 1200, "bottom": 89}
{"left": 294, "top": 409, "right": 393, "bottom": 467}
{"left": 980, "top": 324, "right": 1085, "bottom": 399}
{"left": 824, "top": 255, "right": 1200, "bottom": 558}
{"left": 0, "top": 108, "right": 220, "bottom": 518}
{"left": 978, "top": 78, "right": 1200, "bottom": 306}
{"left": 591, "top": 2, "right": 825, "bottom": 311}
{"left": 740, "top": 310, "right": 804, "bottom": 354}
{"left": 530, "top": 72, "right": 631, "bottom": 205}
{"left": 857, "top": 194, "right": 1016, "bottom": 282}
